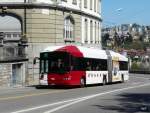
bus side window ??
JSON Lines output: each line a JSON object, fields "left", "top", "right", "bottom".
{"left": 58, "top": 59, "right": 64, "bottom": 68}
{"left": 51, "top": 62, "right": 57, "bottom": 70}
{"left": 93, "top": 60, "right": 101, "bottom": 71}
{"left": 40, "top": 60, "right": 44, "bottom": 73}
{"left": 86, "top": 61, "right": 92, "bottom": 71}
{"left": 72, "top": 57, "right": 86, "bottom": 71}
{"left": 96, "top": 64, "right": 100, "bottom": 71}
{"left": 45, "top": 60, "right": 49, "bottom": 73}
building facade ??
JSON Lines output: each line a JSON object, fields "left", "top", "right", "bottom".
{"left": 0, "top": 29, "right": 27, "bottom": 87}
{"left": 27, "top": 0, "right": 102, "bottom": 84}
{"left": 0, "top": 0, "right": 102, "bottom": 86}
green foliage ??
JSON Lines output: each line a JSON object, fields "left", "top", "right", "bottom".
{"left": 143, "top": 42, "right": 150, "bottom": 50}
{"left": 102, "top": 33, "right": 110, "bottom": 47}
{"left": 124, "top": 32, "right": 133, "bottom": 44}
{"left": 124, "top": 40, "right": 145, "bottom": 50}
{"left": 102, "top": 31, "right": 150, "bottom": 50}
{"left": 131, "top": 62, "right": 141, "bottom": 71}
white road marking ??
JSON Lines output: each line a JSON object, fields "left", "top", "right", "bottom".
{"left": 44, "top": 97, "right": 89, "bottom": 113}
{"left": 131, "top": 82, "right": 143, "bottom": 85}
{"left": 11, "top": 83, "right": 150, "bottom": 113}
{"left": 44, "top": 83, "right": 150, "bottom": 113}
{"left": 133, "top": 76, "right": 150, "bottom": 80}
{"left": 11, "top": 97, "right": 84, "bottom": 113}
{"left": 0, "top": 90, "right": 64, "bottom": 101}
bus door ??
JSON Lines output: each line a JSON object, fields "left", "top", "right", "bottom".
{"left": 106, "top": 50, "right": 112, "bottom": 83}
{"left": 112, "top": 57, "right": 120, "bottom": 82}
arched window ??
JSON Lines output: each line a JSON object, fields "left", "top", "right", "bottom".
{"left": 98, "top": 22, "right": 100, "bottom": 43}
{"left": 90, "top": 20, "right": 93, "bottom": 43}
{"left": 95, "top": 21, "right": 97, "bottom": 43}
{"left": 64, "top": 16, "right": 75, "bottom": 41}
{"left": 94, "top": 0, "right": 96, "bottom": 12}
{"left": 90, "top": 0, "right": 93, "bottom": 10}
{"left": 62, "top": 0, "right": 67, "bottom": 2}
{"left": 72, "top": 0, "right": 77, "bottom": 5}
{"left": 84, "top": 19, "right": 88, "bottom": 43}
{"left": 84, "top": 0, "right": 87, "bottom": 8}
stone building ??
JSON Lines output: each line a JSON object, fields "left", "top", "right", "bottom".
{"left": 0, "top": 29, "right": 27, "bottom": 87}
{"left": 0, "top": 0, "right": 102, "bottom": 87}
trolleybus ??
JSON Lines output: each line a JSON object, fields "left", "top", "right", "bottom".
{"left": 35, "top": 45, "right": 129, "bottom": 87}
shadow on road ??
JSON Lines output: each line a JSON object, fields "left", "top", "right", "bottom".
{"left": 93, "top": 93, "right": 150, "bottom": 113}
{"left": 33, "top": 85, "right": 80, "bottom": 90}
{"left": 32, "top": 82, "right": 123, "bottom": 90}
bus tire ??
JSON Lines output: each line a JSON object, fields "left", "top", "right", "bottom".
{"left": 80, "top": 78, "right": 85, "bottom": 88}
{"left": 103, "top": 76, "right": 107, "bottom": 85}
{"left": 35, "top": 85, "right": 43, "bottom": 89}
{"left": 121, "top": 74, "right": 124, "bottom": 83}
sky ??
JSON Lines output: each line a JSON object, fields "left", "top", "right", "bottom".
{"left": 102, "top": 0, "right": 150, "bottom": 27}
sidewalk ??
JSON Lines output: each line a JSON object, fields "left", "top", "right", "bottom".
{"left": 0, "top": 84, "right": 37, "bottom": 95}
{"left": 0, "top": 77, "right": 39, "bottom": 91}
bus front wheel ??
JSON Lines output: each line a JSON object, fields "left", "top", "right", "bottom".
{"left": 103, "top": 76, "right": 107, "bottom": 85}
{"left": 80, "top": 78, "right": 85, "bottom": 88}
{"left": 121, "top": 75, "right": 124, "bottom": 83}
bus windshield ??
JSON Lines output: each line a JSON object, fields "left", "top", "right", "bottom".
{"left": 40, "top": 52, "right": 70, "bottom": 74}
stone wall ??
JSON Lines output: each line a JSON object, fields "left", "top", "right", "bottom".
{"left": 0, "top": 63, "right": 11, "bottom": 87}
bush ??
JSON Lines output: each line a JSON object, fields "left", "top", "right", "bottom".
{"left": 131, "top": 62, "right": 141, "bottom": 71}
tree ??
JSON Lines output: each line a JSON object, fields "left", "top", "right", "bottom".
{"left": 125, "top": 32, "right": 133, "bottom": 44}
{"left": 113, "top": 32, "right": 121, "bottom": 48}
{"left": 102, "top": 33, "right": 110, "bottom": 47}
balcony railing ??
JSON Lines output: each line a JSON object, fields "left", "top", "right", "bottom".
{"left": 0, "top": 46, "right": 27, "bottom": 62}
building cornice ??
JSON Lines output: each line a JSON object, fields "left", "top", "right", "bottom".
{"left": 0, "top": 3, "right": 102, "bottom": 21}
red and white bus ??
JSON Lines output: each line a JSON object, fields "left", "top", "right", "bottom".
{"left": 36, "top": 45, "right": 129, "bottom": 87}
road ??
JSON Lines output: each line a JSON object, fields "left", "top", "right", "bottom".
{"left": 0, "top": 74, "right": 150, "bottom": 113}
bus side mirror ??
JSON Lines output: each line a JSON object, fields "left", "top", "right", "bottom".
{"left": 33, "top": 57, "right": 39, "bottom": 64}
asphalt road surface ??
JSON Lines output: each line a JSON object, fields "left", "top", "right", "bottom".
{"left": 0, "top": 73, "right": 150, "bottom": 113}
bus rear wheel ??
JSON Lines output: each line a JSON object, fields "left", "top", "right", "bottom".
{"left": 103, "top": 76, "right": 107, "bottom": 85}
{"left": 80, "top": 78, "right": 85, "bottom": 88}
{"left": 121, "top": 75, "right": 124, "bottom": 83}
